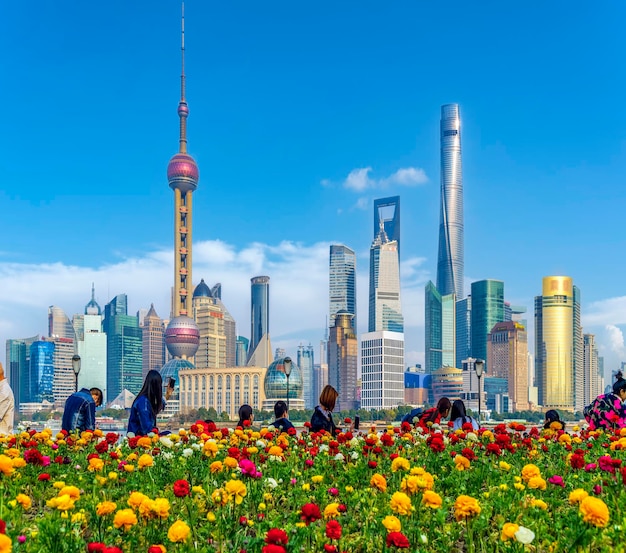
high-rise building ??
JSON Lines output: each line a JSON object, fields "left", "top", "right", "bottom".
{"left": 436, "top": 103, "right": 464, "bottom": 299}
{"left": 236, "top": 336, "right": 249, "bottom": 367}
{"left": 374, "top": 196, "right": 401, "bottom": 259}
{"left": 48, "top": 306, "right": 76, "bottom": 342}
{"left": 441, "top": 293, "right": 456, "bottom": 368}
{"left": 5, "top": 335, "right": 39, "bottom": 408}
{"left": 103, "top": 294, "right": 143, "bottom": 400}
{"left": 470, "top": 280, "right": 505, "bottom": 370}
{"left": 361, "top": 330, "right": 405, "bottom": 410}
{"left": 51, "top": 337, "right": 76, "bottom": 408}
{"left": 163, "top": 2, "right": 200, "bottom": 370}
{"left": 192, "top": 280, "right": 226, "bottom": 369}
{"left": 297, "top": 343, "right": 315, "bottom": 409}
{"left": 487, "top": 321, "right": 529, "bottom": 412}
{"left": 249, "top": 276, "right": 270, "bottom": 362}
{"left": 534, "top": 276, "right": 582, "bottom": 411}
{"left": 455, "top": 296, "right": 471, "bottom": 368}
{"left": 141, "top": 304, "right": 165, "bottom": 380}
{"left": 328, "top": 311, "right": 358, "bottom": 411}
{"left": 29, "top": 340, "right": 55, "bottom": 403}
{"left": 583, "top": 334, "right": 604, "bottom": 411}
{"left": 369, "top": 222, "right": 403, "bottom": 333}
{"left": 329, "top": 245, "right": 357, "bottom": 330}
{"left": 424, "top": 281, "right": 442, "bottom": 374}
{"left": 314, "top": 333, "right": 329, "bottom": 405}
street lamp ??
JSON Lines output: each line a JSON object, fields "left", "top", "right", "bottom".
{"left": 475, "top": 359, "right": 484, "bottom": 424}
{"left": 284, "top": 357, "right": 293, "bottom": 412}
{"left": 72, "top": 354, "right": 82, "bottom": 393}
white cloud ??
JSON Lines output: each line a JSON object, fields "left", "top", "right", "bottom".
{"left": 337, "top": 166, "right": 429, "bottom": 192}
{"left": 604, "top": 324, "right": 626, "bottom": 357}
{"left": 583, "top": 296, "right": 626, "bottom": 327}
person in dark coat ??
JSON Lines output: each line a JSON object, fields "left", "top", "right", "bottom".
{"left": 310, "top": 385, "right": 338, "bottom": 434}
{"left": 269, "top": 400, "right": 295, "bottom": 433}
{"left": 127, "top": 370, "right": 172, "bottom": 436}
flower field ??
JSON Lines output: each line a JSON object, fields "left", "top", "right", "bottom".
{"left": 1, "top": 420, "right": 626, "bottom": 552}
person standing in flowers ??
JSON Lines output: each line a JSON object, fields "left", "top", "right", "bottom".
{"left": 127, "top": 370, "right": 173, "bottom": 435}
{"left": 584, "top": 374, "right": 626, "bottom": 430}
{"left": 310, "top": 385, "right": 338, "bottom": 434}
{"left": 237, "top": 404, "right": 255, "bottom": 428}
{"left": 450, "top": 399, "right": 479, "bottom": 431}
{"left": 0, "top": 363, "right": 14, "bottom": 436}
{"left": 417, "top": 397, "right": 451, "bottom": 429}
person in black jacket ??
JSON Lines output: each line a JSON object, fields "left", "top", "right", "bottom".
{"left": 310, "top": 385, "right": 338, "bottom": 434}
{"left": 269, "top": 400, "right": 295, "bottom": 433}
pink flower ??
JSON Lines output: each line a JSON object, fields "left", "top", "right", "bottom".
{"left": 239, "top": 459, "right": 258, "bottom": 478}
{"left": 328, "top": 487, "right": 339, "bottom": 496}
{"left": 42, "top": 456, "right": 51, "bottom": 466}
{"left": 585, "top": 463, "right": 597, "bottom": 472}
{"left": 593, "top": 484, "right": 603, "bottom": 495}
{"left": 548, "top": 475, "right": 565, "bottom": 487}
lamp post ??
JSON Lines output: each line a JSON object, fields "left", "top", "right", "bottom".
{"left": 72, "top": 354, "right": 82, "bottom": 393}
{"left": 475, "top": 359, "right": 484, "bottom": 423}
{"left": 284, "top": 357, "right": 293, "bottom": 412}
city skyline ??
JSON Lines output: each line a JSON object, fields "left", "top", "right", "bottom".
{"left": 2, "top": 2, "right": 626, "bottom": 384}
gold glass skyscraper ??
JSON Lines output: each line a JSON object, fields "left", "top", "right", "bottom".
{"left": 535, "top": 276, "right": 582, "bottom": 411}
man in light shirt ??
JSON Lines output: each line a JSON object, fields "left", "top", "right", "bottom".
{"left": 0, "top": 363, "right": 15, "bottom": 436}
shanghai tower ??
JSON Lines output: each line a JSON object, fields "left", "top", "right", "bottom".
{"left": 436, "top": 103, "right": 464, "bottom": 299}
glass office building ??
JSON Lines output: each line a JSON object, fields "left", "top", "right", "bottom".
{"left": 249, "top": 276, "right": 270, "bottom": 362}
{"left": 470, "top": 280, "right": 505, "bottom": 371}
{"left": 329, "top": 245, "right": 357, "bottom": 330}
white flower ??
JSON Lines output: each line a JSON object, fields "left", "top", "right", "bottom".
{"left": 161, "top": 451, "right": 173, "bottom": 460}
{"left": 350, "top": 451, "right": 359, "bottom": 460}
{"left": 319, "top": 444, "right": 329, "bottom": 453}
{"left": 515, "top": 526, "right": 535, "bottom": 544}
{"left": 334, "top": 453, "right": 345, "bottom": 461}
{"left": 466, "top": 432, "right": 479, "bottom": 442}
{"left": 256, "top": 440, "right": 267, "bottom": 448}
{"left": 265, "top": 478, "right": 278, "bottom": 489}
{"left": 269, "top": 455, "right": 284, "bottom": 463}
{"left": 182, "top": 448, "right": 194, "bottom": 458}
{"left": 420, "top": 534, "right": 428, "bottom": 544}
{"left": 159, "top": 436, "right": 173, "bottom": 448}
{"left": 191, "top": 443, "right": 202, "bottom": 451}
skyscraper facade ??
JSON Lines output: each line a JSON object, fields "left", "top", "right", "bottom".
{"left": 141, "top": 304, "right": 165, "bottom": 379}
{"left": 297, "top": 343, "right": 315, "bottom": 409}
{"left": 6, "top": 335, "right": 39, "bottom": 408}
{"left": 374, "top": 196, "right": 401, "bottom": 259}
{"left": 163, "top": 4, "right": 200, "bottom": 369}
{"left": 48, "top": 306, "right": 76, "bottom": 342}
{"left": 192, "top": 280, "right": 226, "bottom": 369}
{"left": 249, "top": 276, "right": 270, "bottom": 362}
{"left": 534, "top": 276, "right": 582, "bottom": 410}
{"left": 361, "top": 330, "right": 405, "bottom": 410}
{"left": 455, "top": 296, "right": 471, "bottom": 368}
{"left": 470, "top": 280, "right": 505, "bottom": 370}
{"left": 328, "top": 311, "right": 358, "bottom": 411}
{"left": 103, "top": 294, "right": 143, "bottom": 400}
{"left": 75, "top": 289, "right": 107, "bottom": 397}
{"left": 369, "top": 224, "right": 403, "bottom": 333}
{"left": 441, "top": 293, "right": 456, "bottom": 368}
{"left": 329, "top": 245, "right": 357, "bottom": 330}
{"left": 583, "top": 334, "right": 602, "bottom": 409}
{"left": 487, "top": 321, "right": 529, "bottom": 412}
{"left": 29, "top": 340, "right": 55, "bottom": 403}
{"left": 437, "top": 103, "right": 464, "bottom": 299}
{"left": 51, "top": 337, "right": 76, "bottom": 408}
{"left": 424, "top": 281, "right": 442, "bottom": 374}
{"left": 236, "top": 336, "right": 249, "bottom": 367}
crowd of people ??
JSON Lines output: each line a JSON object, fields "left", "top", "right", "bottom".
{"left": 1, "top": 361, "right": 626, "bottom": 437}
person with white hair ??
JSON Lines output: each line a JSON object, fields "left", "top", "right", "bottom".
{"left": 0, "top": 363, "right": 15, "bottom": 436}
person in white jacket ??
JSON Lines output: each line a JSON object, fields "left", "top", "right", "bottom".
{"left": 0, "top": 363, "right": 15, "bottom": 436}
{"left": 450, "top": 399, "right": 479, "bottom": 431}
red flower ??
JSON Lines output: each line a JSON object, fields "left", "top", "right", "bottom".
{"left": 261, "top": 546, "right": 286, "bottom": 553}
{"left": 324, "top": 545, "right": 338, "bottom": 553}
{"left": 244, "top": 420, "right": 252, "bottom": 427}
{"left": 105, "top": 432, "right": 119, "bottom": 444}
{"left": 95, "top": 441, "right": 109, "bottom": 454}
{"left": 38, "top": 473, "right": 50, "bottom": 481}
{"left": 301, "top": 503, "right": 322, "bottom": 525}
{"left": 386, "top": 532, "right": 410, "bottom": 548}
{"left": 325, "top": 520, "right": 342, "bottom": 540}
{"left": 104, "top": 548, "right": 123, "bottom": 553}
{"left": 24, "top": 448, "right": 44, "bottom": 465}
{"left": 304, "top": 421, "right": 312, "bottom": 428}
{"left": 368, "top": 460, "right": 378, "bottom": 468}
{"left": 239, "top": 516, "right": 248, "bottom": 526}
{"left": 288, "top": 427, "right": 297, "bottom": 436}
{"left": 173, "top": 479, "right": 190, "bottom": 497}
{"left": 570, "top": 453, "right": 585, "bottom": 469}
{"left": 0, "top": 519, "right": 6, "bottom": 534}
{"left": 148, "top": 547, "right": 164, "bottom": 553}
{"left": 265, "top": 528, "right": 289, "bottom": 545}
{"left": 87, "top": 544, "right": 106, "bottom": 553}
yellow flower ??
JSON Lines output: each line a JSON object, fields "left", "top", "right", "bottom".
{"left": 558, "top": 433, "right": 571, "bottom": 444}
{"left": 408, "top": 468, "right": 435, "bottom": 490}
{"left": 324, "top": 503, "right": 340, "bottom": 519}
{"left": 579, "top": 497, "right": 610, "bottom": 528}
{"left": 224, "top": 479, "right": 247, "bottom": 505}
{"left": 391, "top": 457, "right": 410, "bottom": 472}
{"left": 0, "top": 455, "right": 15, "bottom": 476}
{"left": 499, "top": 461, "right": 511, "bottom": 471}
{"left": 203, "top": 440, "right": 218, "bottom": 457}
{"left": 139, "top": 498, "right": 156, "bottom": 518}
{"left": 531, "top": 499, "right": 548, "bottom": 510}
{"left": 152, "top": 498, "right": 171, "bottom": 519}
{"left": 210, "top": 461, "right": 223, "bottom": 473}
{"left": 16, "top": 493, "right": 31, "bottom": 510}
{"left": 11, "top": 458, "right": 25, "bottom": 468}
{"left": 501, "top": 522, "right": 520, "bottom": 541}
{"left": 224, "top": 456, "right": 238, "bottom": 469}
{"left": 124, "top": 464, "right": 135, "bottom": 473}
{"left": 400, "top": 475, "right": 419, "bottom": 495}
{"left": 301, "top": 483, "right": 311, "bottom": 491}
{"left": 382, "top": 515, "right": 401, "bottom": 533}
{"left": 96, "top": 501, "right": 117, "bottom": 516}
{"left": 454, "top": 455, "right": 470, "bottom": 471}
{"left": 267, "top": 446, "right": 283, "bottom": 457}
{"left": 4, "top": 448, "right": 20, "bottom": 458}
{"left": 370, "top": 473, "right": 387, "bottom": 492}
{"left": 88, "top": 457, "right": 105, "bottom": 472}
{"left": 47, "top": 495, "right": 76, "bottom": 511}
{"left": 128, "top": 491, "right": 149, "bottom": 509}
{"left": 422, "top": 490, "right": 442, "bottom": 509}
{"left": 71, "top": 512, "right": 87, "bottom": 525}
{"left": 481, "top": 430, "right": 494, "bottom": 442}
{"left": 311, "top": 475, "right": 324, "bottom": 484}
{"left": 514, "top": 483, "right": 525, "bottom": 491}
{"left": 113, "top": 508, "right": 138, "bottom": 531}
{"left": 527, "top": 476, "right": 546, "bottom": 490}
{"left": 58, "top": 486, "right": 80, "bottom": 499}
{"left": 521, "top": 464, "right": 541, "bottom": 482}
{"left": 207, "top": 512, "right": 216, "bottom": 522}
{"left": 96, "top": 476, "right": 108, "bottom": 486}
{"left": 390, "top": 492, "right": 413, "bottom": 516}
{"left": 168, "top": 520, "right": 191, "bottom": 542}
{"left": 138, "top": 454, "right": 154, "bottom": 468}
{"left": 108, "top": 471, "right": 118, "bottom": 481}
{"left": 192, "top": 486, "right": 206, "bottom": 495}
{"left": 454, "top": 495, "right": 481, "bottom": 521}
{"left": 126, "top": 453, "right": 138, "bottom": 462}
{"left": 0, "top": 533, "right": 12, "bottom": 552}
{"left": 345, "top": 485, "right": 354, "bottom": 493}
{"left": 569, "top": 489, "right": 589, "bottom": 505}
{"left": 211, "top": 489, "right": 228, "bottom": 506}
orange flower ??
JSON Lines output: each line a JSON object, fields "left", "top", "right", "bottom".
{"left": 96, "top": 501, "right": 117, "bottom": 516}
{"left": 168, "top": 520, "right": 191, "bottom": 542}
{"left": 454, "top": 455, "right": 470, "bottom": 471}
{"left": 521, "top": 464, "right": 541, "bottom": 482}
{"left": 454, "top": 495, "right": 481, "bottom": 521}
{"left": 138, "top": 454, "right": 154, "bottom": 468}
{"left": 421, "top": 490, "right": 442, "bottom": 509}
{"left": 370, "top": 473, "right": 387, "bottom": 492}
{"left": 113, "top": 508, "right": 138, "bottom": 530}
{"left": 579, "top": 497, "right": 610, "bottom": 528}
{"left": 501, "top": 523, "right": 520, "bottom": 541}
{"left": 389, "top": 492, "right": 413, "bottom": 516}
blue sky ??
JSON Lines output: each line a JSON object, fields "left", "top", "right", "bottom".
{"left": 1, "top": 1, "right": 626, "bottom": 381}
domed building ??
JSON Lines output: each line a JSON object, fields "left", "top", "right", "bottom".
{"left": 160, "top": 358, "right": 195, "bottom": 415}
{"left": 262, "top": 357, "right": 305, "bottom": 411}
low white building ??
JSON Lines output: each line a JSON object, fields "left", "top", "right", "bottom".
{"left": 360, "top": 331, "right": 404, "bottom": 410}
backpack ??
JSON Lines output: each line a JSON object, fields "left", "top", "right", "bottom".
{"left": 401, "top": 408, "right": 424, "bottom": 425}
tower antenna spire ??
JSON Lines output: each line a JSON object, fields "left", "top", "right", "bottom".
{"left": 178, "top": 1, "right": 188, "bottom": 153}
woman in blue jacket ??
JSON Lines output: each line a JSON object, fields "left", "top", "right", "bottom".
{"left": 127, "top": 370, "right": 172, "bottom": 435}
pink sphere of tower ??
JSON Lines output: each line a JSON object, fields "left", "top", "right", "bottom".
{"left": 165, "top": 315, "right": 200, "bottom": 359}
{"left": 167, "top": 153, "right": 199, "bottom": 194}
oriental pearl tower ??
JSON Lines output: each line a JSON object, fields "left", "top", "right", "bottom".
{"left": 164, "top": 2, "right": 200, "bottom": 363}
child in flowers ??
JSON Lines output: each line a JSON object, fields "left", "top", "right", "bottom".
{"left": 450, "top": 399, "right": 479, "bottom": 431}
{"left": 417, "top": 397, "right": 451, "bottom": 429}
{"left": 584, "top": 375, "right": 626, "bottom": 430}
{"left": 310, "top": 385, "right": 338, "bottom": 434}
